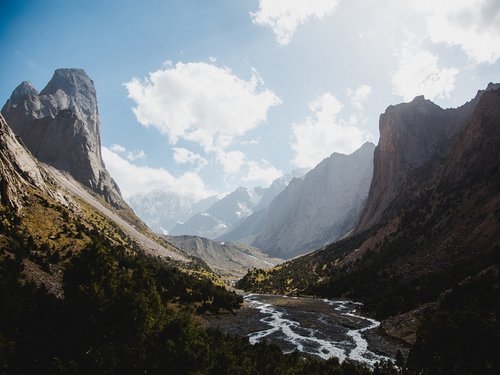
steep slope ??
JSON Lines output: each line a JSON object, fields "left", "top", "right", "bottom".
{"left": 0, "top": 113, "right": 63, "bottom": 210}
{"left": 238, "top": 85, "right": 500, "bottom": 330}
{"left": 251, "top": 142, "right": 375, "bottom": 259}
{"left": 0, "top": 112, "right": 187, "bottom": 262}
{"left": 0, "top": 113, "right": 196, "bottom": 298}
{"left": 165, "top": 235, "right": 282, "bottom": 280}
{"left": 2, "top": 69, "right": 124, "bottom": 210}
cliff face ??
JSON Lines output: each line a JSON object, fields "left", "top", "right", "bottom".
{"left": 355, "top": 86, "right": 497, "bottom": 233}
{"left": 252, "top": 142, "right": 375, "bottom": 259}
{"left": 2, "top": 69, "right": 124, "bottom": 208}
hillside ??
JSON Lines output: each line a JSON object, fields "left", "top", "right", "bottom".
{"left": 166, "top": 235, "right": 282, "bottom": 280}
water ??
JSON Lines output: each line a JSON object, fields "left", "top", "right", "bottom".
{"left": 245, "top": 294, "right": 392, "bottom": 367}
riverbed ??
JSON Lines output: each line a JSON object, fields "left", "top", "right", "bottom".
{"left": 204, "top": 294, "right": 407, "bottom": 367}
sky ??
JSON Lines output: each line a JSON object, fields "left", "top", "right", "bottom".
{"left": 1, "top": 0, "right": 499, "bottom": 201}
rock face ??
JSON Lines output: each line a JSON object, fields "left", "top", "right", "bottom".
{"left": 2, "top": 69, "right": 124, "bottom": 208}
{"left": 354, "top": 87, "right": 496, "bottom": 233}
{"left": 252, "top": 142, "right": 375, "bottom": 259}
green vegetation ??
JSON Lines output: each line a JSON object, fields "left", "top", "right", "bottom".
{"left": 0, "top": 240, "right": 408, "bottom": 374}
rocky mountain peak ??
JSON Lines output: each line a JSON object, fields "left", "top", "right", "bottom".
{"left": 1, "top": 69, "right": 124, "bottom": 209}
{"left": 10, "top": 81, "right": 39, "bottom": 105}
{"left": 39, "top": 68, "right": 99, "bottom": 131}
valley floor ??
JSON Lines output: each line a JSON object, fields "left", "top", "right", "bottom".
{"left": 203, "top": 294, "right": 407, "bottom": 367}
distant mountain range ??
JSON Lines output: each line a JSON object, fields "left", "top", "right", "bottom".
{"left": 130, "top": 169, "right": 306, "bottom": 238}
{"left": 131, "top": 142, "right": 374, "bottom": 261}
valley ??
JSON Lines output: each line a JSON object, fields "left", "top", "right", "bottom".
{"left": 0, "top": 64, "right": 498, "bottom": 374}
{"left": 205, "top": 294, "right": 405, "bottom": 366}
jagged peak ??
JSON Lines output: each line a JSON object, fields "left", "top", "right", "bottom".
{"left": 10, "top": 81, "right": 39, "bottom": 104}
{"left": 40, "top": 68, "right": 96, "bottom": 99}
{"left": 485, "top": 82, "right": 500, "bottom": 91}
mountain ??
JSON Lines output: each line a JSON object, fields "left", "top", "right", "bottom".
{"left": 2, "top": 69, "right": 125, "bottom": 210}
{"left": 355, "top": 90, "right": 485, "bottom": 233}
{"left": 250, "top": 142, "right": 375, "bottom": 259}
{"left": 169, "top": 187, "right": 253, "bottom": 238}
{"left": 217, "top": 169, "right": 308, "bottom": 244}
{"left": 0, "top": 111, "right": 192, "bottom": 296}
{"left": 237, "top": 85, "right": 500, "bottom": 345}
{"left": 165, "top": 235, "right": 282, "bottom": 280}
{"left": 128, "top": 191, "right": 218, "bottom": 234}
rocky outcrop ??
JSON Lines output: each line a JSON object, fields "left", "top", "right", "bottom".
{"left": 252, "top": 142, "right": 375, "bottom": 259}
{"left": 355, "top": 85, "right": 499, "bottom": 233}
{"left": 2, "top": 69, "right": 124, "bottom": 209}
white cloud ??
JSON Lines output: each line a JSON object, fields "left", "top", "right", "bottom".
{"left": 172, "top": 147, "right": 208, "bottom": 168}
{"left": 109, "top": 143, "right": 146, "bottom": 161}
{"left": 243, "top": 160, "right": 283, "bottom": 187}
{"left": 409, "top": 0, "right": 500, "bottom": 64}
{"left": 290, "top": 93, "right": 374, "bottom": 169}
{"left": 102, "top": 147, "right": 212, "bottom": 200}
{"left": 251, "top": 0, "right": 339, "bottom": 45}
{"left": 127, "top": 149, "right": 146, "bottom": 161}
{"left": 110, "top": 144, "right": 126, "bottom": 153}
{"left": 124, "top": 62, "right": 280, "bottom": 157}
{"left": 216, "top": 149, "right": 246, "bottom": 174}
{"left": 392, "top": 36, "right": 459, "bottom": 101}
{"left": 347, "top": 85, "right": 372, "bottom": 110}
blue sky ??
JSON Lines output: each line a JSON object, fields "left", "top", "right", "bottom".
{"left": 1, "top": 0, "right": 499, "bottom": 200}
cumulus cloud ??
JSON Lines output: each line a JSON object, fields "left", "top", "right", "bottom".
{"left": 243, "top": 160, "right": 283, "bottom": 187}
{"left": 216, "top": 150, "right": 246, "bottom": 174}
{"left": 124, "top": 62, "right": 280, "bottom": 158}
{"left": 392, "top": 36, "right": 459, "bottom": 101}
{"left": 251, "top": 0, "right": 339, "bottom": 45}
{"left": 102, "top": 147, "right": 212, "bottom": 200}
{"left": 409, "top": 0, "right": 500, "bottom": 64}
{"left": 347, "top": 85, "right": 372, "bottom": 111}
{"left": 290, "top": 93, "right": 374, "bottom": 169}
{"left": 109, "top": 144, "right": 146, "bottom": 161}
{"left": 172, "top": 147, "right": 208, "bottom": 168}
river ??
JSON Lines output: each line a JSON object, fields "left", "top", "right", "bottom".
{"left": 205, "top": 294, "right": 405, "bottom": 367}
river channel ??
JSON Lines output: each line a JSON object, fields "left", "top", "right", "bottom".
{"left": 205, "top": 294, "right": 406, "bottom": 367}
